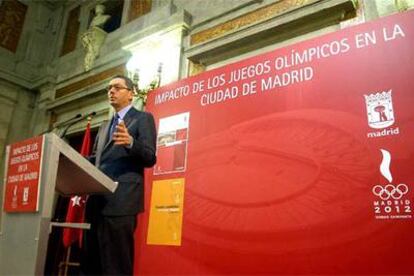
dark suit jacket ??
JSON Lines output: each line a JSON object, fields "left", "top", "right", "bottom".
{"left": 89, "top": 107, "right": 157, "bottom": 216}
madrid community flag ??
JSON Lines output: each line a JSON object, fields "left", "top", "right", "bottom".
{"left": 62, "top": 121, "right": 91, "bottom": 248}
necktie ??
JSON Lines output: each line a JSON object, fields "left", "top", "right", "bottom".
{"left": 109, "top": 114, "right": 119, "bottom": 141}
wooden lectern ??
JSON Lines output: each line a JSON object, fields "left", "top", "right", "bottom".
{"left": 0, "top": 133, "right": 117, "bottom": 275}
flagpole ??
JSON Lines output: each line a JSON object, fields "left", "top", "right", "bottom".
{"left": 60, "top": 117, "right": 93, "bottom": 273}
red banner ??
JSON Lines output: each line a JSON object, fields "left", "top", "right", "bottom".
{"left": 3, "top": 135, "right": 44, "bottom": 212}
{"left": 137, "top": 10, "right": 414, "bottom": 275}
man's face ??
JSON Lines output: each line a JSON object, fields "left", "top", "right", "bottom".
{"left": 107, "top": 78, "right": 133, "bottom": 111}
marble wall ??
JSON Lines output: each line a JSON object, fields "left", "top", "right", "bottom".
{"left": 0, "top": 80, "right": 36, "bottom": 214}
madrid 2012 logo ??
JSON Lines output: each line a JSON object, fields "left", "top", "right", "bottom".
{"left": 372, "top": 149, "right": 412, "bottom": 219}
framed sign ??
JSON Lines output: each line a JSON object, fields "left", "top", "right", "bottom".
{"left": 3, "top": 135, "right": 44, "bottom": 212}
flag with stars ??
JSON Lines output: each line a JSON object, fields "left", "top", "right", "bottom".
{"left": 62, "top": 120, "right": 91, "bottom": 248}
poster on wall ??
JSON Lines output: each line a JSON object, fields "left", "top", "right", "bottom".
{"left": 136, "top": 10, "right": 414, "bottom": 275}
{"left": 154, "top": 112, "right": 190, "bottom": 175}
{"left": 3, "top": 135, "right": 44, "bottom": 212}
{"left": 147, "top": 178, "right": 185, "bottom": 246}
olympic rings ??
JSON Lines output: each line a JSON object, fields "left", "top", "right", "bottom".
{"left": 372, "top": 184, "right": 409, "bottom": 200}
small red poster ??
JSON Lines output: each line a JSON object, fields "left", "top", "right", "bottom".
{"left": 3, "top": 135, "right": 44, "bottom": 212}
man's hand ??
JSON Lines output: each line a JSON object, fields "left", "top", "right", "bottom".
{"left": 113, "top": 120, "right": 133, "bottom": 146}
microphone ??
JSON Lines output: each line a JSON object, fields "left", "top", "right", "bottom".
{"left": 58, "top": 114, "right": 82, "bottom": 129}
{"left": 60, "top": 112, "right": 96, "bottom": 138}
{"left": 39, "top": 113, "right": 82, "bottom": 135}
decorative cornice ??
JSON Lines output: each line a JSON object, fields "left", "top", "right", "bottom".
{"left": 55, "top": 64, "right": 126, "bottom": 99}
{"left": 190, "top": 0, "right": 314, "bottom": 46}
{"left": 185, "top": 0, "right": 357, "bottom": 65}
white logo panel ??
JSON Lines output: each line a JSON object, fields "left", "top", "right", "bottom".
{"left": 364, "top": 90, "right": 395, "bottom": 129}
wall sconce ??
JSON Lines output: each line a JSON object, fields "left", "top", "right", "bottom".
{"left": 126, "top": 54, "right": 162, "bottom": 106}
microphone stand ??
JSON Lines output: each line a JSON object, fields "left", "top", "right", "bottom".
{"left": 38, "top": 113, "right": 82, "bottom": 136}
{"left": 60, "top": 112, "right": 96, "bottom": 138}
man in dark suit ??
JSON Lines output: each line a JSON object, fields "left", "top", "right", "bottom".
{"left": 82, "top": 75, "right": 156, "bottom": 275}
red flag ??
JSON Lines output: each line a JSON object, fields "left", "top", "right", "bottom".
{"left": 62, "top": 121, "right": 91, "bottom": 248}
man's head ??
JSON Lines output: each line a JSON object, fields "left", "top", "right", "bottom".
{"left": 107, "top": 75, "right": 134, "bottom": 111}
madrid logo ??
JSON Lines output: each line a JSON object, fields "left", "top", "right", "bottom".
{"left": 364, "top": 90, "right": 399, "bottom": 138}
{"left": 364, "top": 90, "right": 394, "bottom": 129}
{"left": 372, "top": 149, "right": 411, "bottom": 220}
